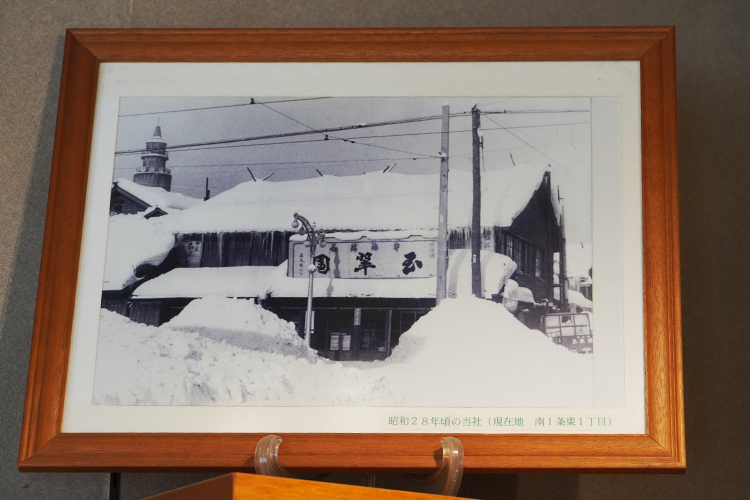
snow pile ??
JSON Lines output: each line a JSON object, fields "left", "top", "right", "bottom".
{"left": 385, "top": 298, "right": 592, "bottom": 407}
{"left": 445, "top": 250, "right": 516, "bottom": 299}
{"left": 567, "top": 290, "right": 593, "bottom": 310}
{"left": 94, "top": 296, "right": 592, "bottom": 407}
{"left": 164, "top": 296, "right": 313, "bottom": 358}
{"left": 93, "top": 307, "right": 401, "bottom": 406}
{"left": 103, "top": 214, "right": 176, "bottom": 290}
{"left": 165, "top": 165, "right": 552, "bottom": 234}
{"left": 113, "top": 178, "right": 202, "bottom": 211}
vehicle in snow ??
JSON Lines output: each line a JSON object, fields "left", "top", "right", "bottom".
{"left": 541, "top": 312, "right": 593, "bottom": 354}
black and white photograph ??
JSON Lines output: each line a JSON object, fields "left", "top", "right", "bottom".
{"left": 94, "top": 96, "right": 595, "bottom": 409}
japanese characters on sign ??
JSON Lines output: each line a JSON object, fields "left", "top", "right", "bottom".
{"left": 288, "top": 234, "right": 437, "bottom": 279}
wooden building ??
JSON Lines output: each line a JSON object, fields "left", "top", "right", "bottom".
{"left": 107, "top": 165, "right": 565, "bottom": 359}
{"left": 110, "top": 178, "right": 200, "bottom": 217}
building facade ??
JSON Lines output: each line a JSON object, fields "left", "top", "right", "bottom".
{"left": 103, "top": 165, "right": 566, "bottom": 360}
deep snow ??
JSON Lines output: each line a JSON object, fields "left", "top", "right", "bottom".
{"left": 102, "top": 214, "right": 176, "bottom": 290}
{"left": 94, "top": 296, "right": 592, "bottom": 408}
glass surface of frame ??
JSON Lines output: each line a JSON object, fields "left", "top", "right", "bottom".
{"left": 19, "top": 28, "right": 684, "bottom": 473}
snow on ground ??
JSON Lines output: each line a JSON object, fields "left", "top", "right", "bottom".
{"left": 103, "top": 214, "right": 176, "bottom": 290}
{"left": 95, "top": 296, "right": 592, "bottom": 408}
{"left": 164, "top": 296, "right": 314, "bottom": 357}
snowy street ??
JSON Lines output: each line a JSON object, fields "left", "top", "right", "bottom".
{"left": 94, "top": 296, "right": 593, "bottom": 408}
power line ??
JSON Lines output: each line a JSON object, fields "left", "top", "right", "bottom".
{"left": 117, "top": 97, "right": 331, "bottom": 117}
{"left": 114, "top": 114, "right": 447, "bottom": 155}
{"left": 498, "top": 117, "right": 592, "bottom": 168}
{"left": 257, "top": 100, "right": 439, "bottom": 158}
{"left": 114, "top": 109, "right": 586, "bottom": 156}
{"left": 483, "top": 114, "right": 587, "bottom": 181}
{"left": 113, "top": 122, "right": 590, "bottom": 156}
{"left": 480, "top": 109, "right": 589, "bottom": 115}
{"left": 116, "top": 156, "right": 434, "bottom": 171}
{"left": 172, "top": 156, "right": 434, "bottom": 168}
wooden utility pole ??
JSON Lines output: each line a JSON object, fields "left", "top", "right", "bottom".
{"left": 558, "top": 188, "right": 569, "bottom": 309}
{"left": 471, "top": 107, "right": 482, "bottom": 297}
{"left": 436, "top": 105, "right": 450, "bottom": 304}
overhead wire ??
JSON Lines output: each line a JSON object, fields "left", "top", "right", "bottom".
{"left": 114, "top": 155, "right": 434, "bottom": 171}
{"left": 117, "top": 97, "right": 332, "bottom": 117}
{"left": 113, "top": 122, "right": 590, "bottom": 157}
{"left": 114, "top": 109, "right": 586, "bottom": 156}
{"left": 256, "top": 100, "right": 440, "bottom": 159}
{"left": 483, "top": 114, "right": 588, "bottom": 181}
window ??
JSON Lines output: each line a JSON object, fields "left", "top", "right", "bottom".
{"left": 506, "top": 234, "right": 514, "bottom": 261}
{"left": 498, "top": 232, "right": 544, "bottom": 279}
{"left": 535, "top": 248, "right": 543, "bottom": 278}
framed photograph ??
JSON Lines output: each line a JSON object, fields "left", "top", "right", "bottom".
{"left": 19, "top": 28, "right": 684, "bottom": 472}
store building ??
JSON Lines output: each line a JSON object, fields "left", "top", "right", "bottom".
{"left": 104, "top": 164, "right": 564, "bottom": 359}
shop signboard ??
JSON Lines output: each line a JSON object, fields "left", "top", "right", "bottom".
{"left": 288, "top": 233, "right": 437, "bottom": 279}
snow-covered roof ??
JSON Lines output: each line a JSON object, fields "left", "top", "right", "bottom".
{"left": 133, "top": 266, "right": 278, "bottom": 299}
{"left": 133, "top": 249, "right": 516, "bottom": 300}
{"left": 113, "top": 178, "right": 201, "bottom": 212}
{"left": 103, "top": 214, "right": 177, "bottom": 291}
{"left": 165, "top": 165, "right": 555, "bottom": 234}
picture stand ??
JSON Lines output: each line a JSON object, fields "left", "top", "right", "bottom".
{"left": 254, "top": 435, "right": 465, "bottom": 496}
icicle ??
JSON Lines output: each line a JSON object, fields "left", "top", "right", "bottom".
{"left": 268, "top": 231, "right": 275, "bottom": 266}
{"left": 218, "top": 233, "right": 224, "bottom": 267}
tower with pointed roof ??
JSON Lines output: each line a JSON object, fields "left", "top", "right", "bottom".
{"left": 133, "top": 125, "right": 172, "bottom": 191}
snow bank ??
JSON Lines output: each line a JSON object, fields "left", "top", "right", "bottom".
{"left": 94, "top": 308, "right": 401, "bottom": 406}
{"left": 165, "top": 165, "right": 552, "bottom": 233}
{"left": 103, "top": 214, "right": 176, "bottom": 290}
{"left": 567, "top": 290, "right": 593, "bottom": 310}
{"left": 164, "top": 296, "right": 313, "bottom": 358}
{"left": 385, "top": 297, "right": 592, "bottom": 407}
{"left": 94, "top": 296, "right": 592, "bottom": 407}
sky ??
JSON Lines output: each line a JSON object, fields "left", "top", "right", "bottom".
{"left": 113, "top": 97, "right": 592, "bottom": 244}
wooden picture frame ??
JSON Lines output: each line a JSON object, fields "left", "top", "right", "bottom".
{"left": 18, "top": 28, "right": 684, "bottom": 473}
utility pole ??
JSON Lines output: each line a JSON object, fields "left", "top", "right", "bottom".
{"left": 436, "top": 105, "right": 450, "bottom": 304}
{"left": 471, "top": 106, "right": 482, "bottom": 297}
{"left": 558, "top": 188, "right": 568, "bottom": 310}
